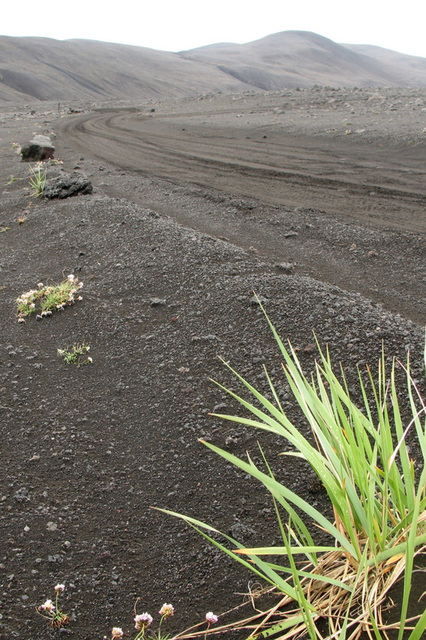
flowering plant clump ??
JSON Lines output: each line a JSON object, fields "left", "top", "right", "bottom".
{"left": 36, "top": 583, "right": 69, "bottom": 628}
{"left": 129, "top": 604, "right": 218, "bottom": 640}
{"left": 57, "top": 343, "right": 92, "bottom": 366}
{"left": 16, "top": 274, "right": 83, "bottom": 322}
{"left": 38, "top": 589, "right": 224, "bottom": 640}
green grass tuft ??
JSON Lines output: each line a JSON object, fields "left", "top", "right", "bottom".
{"left": 159, "top": 299, "right": 426, "bottom": 640}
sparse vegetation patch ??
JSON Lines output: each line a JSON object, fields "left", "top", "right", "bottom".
{"left": 16, "top": 273, "right": 83, "bottom": 322}
{"left": 57, "top": 343, "right": 92, "bottom": 366}
{"left": 36, "top": 583, "right": 69, "bottom": 628}
{"left": 28, "top": 161, "right": 47, "bottom": 197}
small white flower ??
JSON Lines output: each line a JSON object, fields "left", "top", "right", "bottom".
{"left": 67, "top": 274, "right": 75, "bottom": 282}
{"left": 134, "top": 613, "right": 153, "bottom": 630}
{"left": 18, "top": 317, "right": 26, "bottom": 323}
{"left": 87, "top": 357, "right": 93, "bottom": 363}
{"left": 206, "top": 612, "right": 218, "bottom": 625}
{"left": 55, "top": 583, "right": 65, "bottom": 593}
{"left": 159, "top": 603, "right": 174, "bottom": 618}
{"left": 111, "top": 628, "right": 123, "bottom": 639}
{"left": 41, "top": 599, "right": 55, "bottom": 612}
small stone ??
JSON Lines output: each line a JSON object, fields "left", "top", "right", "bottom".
{"left": 48, "top": 554, "right": 62, "bottom": 563}
{"left": 213, "top": 403, "right": 227, "bottom": 413}
{"left": 303, "top": 343, "right": 316, "bottom": 353}
{"left": 275, "top": 262, "right": 294, "bottom": 274}
{"left": 249, "top": 295, "right": 267, "bottom": 307}
{"left": 229, "top": 521, "right": 256, "bottom": 539}
{"left": 150, "top": 298, "right": 166, "bottom": 307}
{"left": 14, "top": 488, "right": 30, "bottom": 502}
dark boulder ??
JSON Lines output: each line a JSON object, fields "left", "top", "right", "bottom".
{"left": 21, "top": 135, "right": 55, "bottom": 162}
{"left": 42, "top": 170, "right": 93, "bottom": 199}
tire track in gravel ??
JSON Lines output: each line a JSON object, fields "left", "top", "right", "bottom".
{"left": 60, "top": 107, "right": 425, "bottom": 324}
{"left": 62, "top": 108, "right": 426, "bottom": 234}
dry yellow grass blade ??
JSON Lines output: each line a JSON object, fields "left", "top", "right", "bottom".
{"left": 173, "top": 538, "right": 425, "bottom": 640}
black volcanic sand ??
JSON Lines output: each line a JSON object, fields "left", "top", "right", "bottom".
{"left": 0, "top": 87, "right": 425, "bottom": 640}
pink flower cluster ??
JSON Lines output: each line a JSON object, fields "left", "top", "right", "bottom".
{"left": 206, "top": 612, "right": 218, "bottom": 625}
{"left": 134, "top": 612, "right": 153, "bottom": 631}
{"left": 159, "top": 603, "right": 175, "bottom": 618}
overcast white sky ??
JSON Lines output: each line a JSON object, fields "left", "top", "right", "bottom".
{"left": 2, "top": 0, "right": 426, "bottom": 58}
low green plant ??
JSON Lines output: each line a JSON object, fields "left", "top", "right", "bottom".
{"left": 28, "top": 161, "right": 47, "bottom": 196}
{"left": 160, "top": 302, "right": 426, "bottom": 640}
{"left": 16, "top": 274, "right": 83, "bottom": 322}
{"left": 36, "top": 583, "right": 69, "bottom": 628}
{"left": 57, "top": 343, "right": 92, "bottom": 366}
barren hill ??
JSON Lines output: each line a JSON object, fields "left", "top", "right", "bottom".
{"left": 182, "top": 31, "right": 426, "bottom": 89}
{"left": 0, "top": 30, "right": 425, "bottom": 102}
{"left": 0, "top": 36, "right": 248, "bottom": 102}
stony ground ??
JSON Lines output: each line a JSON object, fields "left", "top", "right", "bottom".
{"left": 0, "top": 87, "right": 425, "bottom": 640}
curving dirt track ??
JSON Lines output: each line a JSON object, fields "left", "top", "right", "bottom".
{"left": 60, "top": 90, "right": 426, "bottom": 324}
{"left": 62, "top": 98, "right": 426, "bottom": 234}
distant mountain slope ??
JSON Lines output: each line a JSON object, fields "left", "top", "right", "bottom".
{"left": 342, "top": 43, "right": 426, "bottom": 86}
{"left": 0, "top": 31, "right": 425, "bottom": 102}
{"left": 180, "top": 31, "right": 426, "bottom": 89}
{"left": 0, "top": 36, "right": 248, "bottom": 102}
